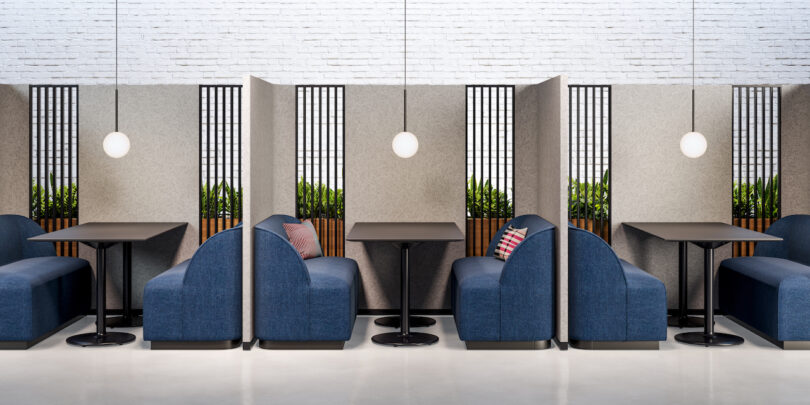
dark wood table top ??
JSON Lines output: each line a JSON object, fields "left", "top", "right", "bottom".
{"left": 28, "top": 222, "right": 187, "bottom": 243}
{"left": 624, "top": 222, "right": 782, "bottom": 243}
{"left": 347, "top": 222, "right": 464, "bottom": 243}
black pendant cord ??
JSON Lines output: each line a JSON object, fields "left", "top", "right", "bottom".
{"left": 691, "top": 0, "right": 695, "bottom": 132}
{"left": 403, "top": 0, "right": 407, "bottom": 132}
{"left": 114, "top": 0, "right": 119, "bottom": 132}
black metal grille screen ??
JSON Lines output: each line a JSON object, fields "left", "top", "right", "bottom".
{"left": 733, "top": 85, "right": 781, "bottom": 257}
{"left": 568, "top": 85, "right": 611, "bottom": 243}
{"left": 296, "top": 85, "right": 345, "bottom": 257}
{"left": 200, "top": 85, "right": 242, "bottom": 243}
{"left": 466, "top": 85, "right": 514, "bottom": 256}
{"left": 29, "top": 85, "right": 79, "bottom": 257}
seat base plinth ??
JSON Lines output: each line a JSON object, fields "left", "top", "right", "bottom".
{"left": 150, "top": 339, "right": 241, "bottom": 350}
{"left": 465, "top": 340, "right": 551, "bottom": 350}
{"left": 258, "top": 340, "right": 345, "bottom": 350}
{"left": 570, "top": 339, "right": 660, "bottom": 350}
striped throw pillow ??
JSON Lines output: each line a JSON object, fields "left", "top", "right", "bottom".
{"left": 494, "top": 225, "right": 528, "bottom": 261}
{"left": 283, "top": 220, "right": 324, "bottom": 259}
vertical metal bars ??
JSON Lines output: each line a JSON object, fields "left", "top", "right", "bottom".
{"left": 568, "top": 85, "right": 611, "bottom": 243}
{"left": 199, "top": 85, "right": 243, "bottom": 243}
{"left": 29, "top": 85, "right": 79, "bottom": 257}
{"left": 732, "top": 86, "right": 781, "bottom": 257}
{"left": 295, "top": 85, "right": 345, "bottom": 257}
{"left": 465, "top": 85, "right": 514, "bottom": 257}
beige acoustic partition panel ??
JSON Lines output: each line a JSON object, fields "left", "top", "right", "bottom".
{"left": 516, "top": 76, "right": 570, "bottom": 345}
{"left": 78, "top": 85, "right": 198, "bottom": 308}
{"left": 781, "top": 85, "right": 810, "bottom": 216}
{"left": 611, "top": 85, "right": 732, "bottom": 310}
{"left": 241, "top": 76, "right": 297, "bottom": 345}
{"left": 0, "top": 85, "right": 29, "bottom": 216}
{"left": 344, "top": 85, "right": 467, "bottom": 310}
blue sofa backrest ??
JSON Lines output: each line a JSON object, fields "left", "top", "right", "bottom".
{"left": 755, "top": 215, "right": 810, "bottom": 267}
{"left": 254, "top": 214, "right": 309, "bottom": 285}
{"left": 0, "top": 214, "right": 55, "bottom": 267}
{"left": 185, "top": 223, "right": 242, "bottom": 287}
{"left": 485, "top": 214, "right": 555, "bottom": 257}
{"left": 568, "top": 225, "right": 626, "bottom": 289}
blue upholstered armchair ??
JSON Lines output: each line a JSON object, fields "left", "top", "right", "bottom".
{"left": 719, "top": 215, "right": 810, "bottom": 349}
{"left": 451, "top": 215, "right": 555, "bottom": 350}
{"left": 143, "top": 225, "right": 242, "bottom": 349}
{"left": 0, "top": 214, "right": 91, "bottom": 349}
{"left": 568, "top": 225, "right": 667, "bottom": 349}
{"left": 254, "top": 215, "right": 358, "bottom": 349}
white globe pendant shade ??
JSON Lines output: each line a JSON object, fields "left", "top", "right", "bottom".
{"left": 103, "top": 131, "right": 130, "bottom": 158}
{"left": 680, "top": 131, "right": 707, "bottom": 159}
{"left": 392, "top": 131, "right": 418, "bottom": 158}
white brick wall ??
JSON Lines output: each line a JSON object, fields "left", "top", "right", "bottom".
{"left": 1, "top": 0, "right": 808, "bottom": 85}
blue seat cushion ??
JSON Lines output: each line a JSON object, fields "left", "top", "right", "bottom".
{"left": 720, "top": 256, "right": 810, "bottom": 341}
{"left": 620, "top": 259, "right": 667, "bottom": 341}
{"left": 451, "top": 256, "right": 503, "bottom": 341}
{"left": 143, "top": 261, "right": 188, "bottom": 341}
{"left": 0, "top": 257, "right": 91, "bottom": 341}
{"left": 305, "top": 257, "right": 358, "bottom": 341}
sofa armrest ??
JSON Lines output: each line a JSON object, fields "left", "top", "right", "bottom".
{"left": 143, "top": 261, "right": 187, "bottom": 341}
{"left": 497, "top": 228, "right": 556, "bottom": 340}
{"left": 253, "top": 226, "right": 312, "bottom": 340}
{"left": 620, "top": 259, "right": 667, "bottom": 341}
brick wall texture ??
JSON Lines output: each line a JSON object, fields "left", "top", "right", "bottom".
{"left": 1, "top": 0, "right": 808, "bottom": 85}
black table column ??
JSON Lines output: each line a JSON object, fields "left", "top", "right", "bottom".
{"left": 669, "top": 241, "right": 705, "bottom": 328}
{"left": 675, "top": 242, "right": 744, "bottom": 347}
{"left": 107, "top": 242, "right": 143, "bottom": 328}
{"left": 371, "top": 243, "right": 439, "bottom": 346}
{"left": 374, "top": 241, "right": 436, "bottom": 329}
{"left": 67, "top": 243, "right": 136, "bottom": 347}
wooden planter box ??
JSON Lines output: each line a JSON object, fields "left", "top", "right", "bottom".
{"left": 466, "top": 218, "right": 509, "bottom": 256}
{"left": 570, "top": 218, "right": 611, "bottom": 242}
{"left": 37, "top": 218, "right": 79, "bottom": 257}
{"left": 201, "top": 218, "right": 240, "bottom": 243}
{"left": 309, "top": 218, "right": 345, "bottom": 257}
{"left": 733, "top": 217, "right": 776, "bottom": 257}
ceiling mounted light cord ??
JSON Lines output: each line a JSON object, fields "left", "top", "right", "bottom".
{"left": 103, "top": 0, "right": 131, "bottom": 158}
{"left": 680, "top": 0, "right": 707, "bottom": 159}
{"left": 115, "top": 0, "right": 118, "bottom": 131}
{"left": 392, "top": 0, "right": 419, "bottom": 159}
{"left": 403, "top": 0, "right": 407, "bottom": 132}
{"left": 691, "top": 0, "right": 695, "bottom": 132}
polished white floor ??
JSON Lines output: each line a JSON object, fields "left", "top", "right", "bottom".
{"left": 2, "top": 316, "right": 810, "bottom": 404}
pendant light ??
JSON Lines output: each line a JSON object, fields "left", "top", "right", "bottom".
{"left": 103, "top": 0, "right": 130, "bottom": 158}
{"left": 392, "top": 0, "right": 418, "bottom": 159}
{"left": 680, "top": 0, "right": 707, "bottom": 159}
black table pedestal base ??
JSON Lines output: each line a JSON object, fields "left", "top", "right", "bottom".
{"left": 674, "top": 332, "right": 744, "bottom": 347}
{"left": 375, "top": 316, "right": 435, "bottom": 328}
{"left": 105, "top": 315, "right": 143, "bottom": 328}
{"left": 668, "top": 315, "right": 705, "bottom": 328}
{"left": 67, "top": 332, "right": 136, "bottom": 347}
{"left": 372, "top": 332, "right": 439, "bottom": 347}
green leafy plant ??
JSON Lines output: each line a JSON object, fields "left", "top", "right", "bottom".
{"left": 733, "top": 175, "right": 779, "bottom": 219}
{"left": 568, "top": 169, "right": 610, "bottom": 220}
{"left": 201, "top": 181, "right": 242, "bottom": 219}
{"left": 31, "top": 173, "right": 78, "bottom": 219}
{"left": 466, "top": 176, "right": 514, "bottom": 218}
{"left": 296, "top": 177, "right": 344, "bottom": 218}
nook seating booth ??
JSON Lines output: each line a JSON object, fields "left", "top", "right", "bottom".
{"left": 568, "top": 225, "right": 667, "bottom": 350}
{"left": 253, "top": 215, "right": 359, "bottom": 349}
{"left": 719, "top": 215, "right": 810, "bottom": 349}
{"left": 450, "top": 214, "right": 555, "bottom": 350}
{"left": 143, "top": 225, "right": 242, "bottom": 349}
{"left": 0, "top": 214, "right": 91, "bottom": 349}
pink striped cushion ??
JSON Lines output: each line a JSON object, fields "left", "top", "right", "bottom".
{"left": 494, "top": 225, "right": 528, "bottom": 261}
{"left": 283, "top": 221, "right": 323, "bottom": 260}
